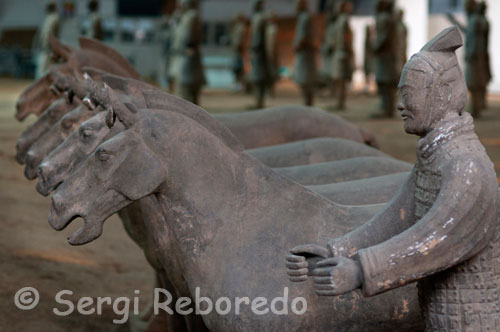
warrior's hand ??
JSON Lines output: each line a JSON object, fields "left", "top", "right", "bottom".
{"left": 312, "top": 257, "right": 362, "bottom": 296}
{"left": 286, "top": 244, "right": 329, "bottom": 282}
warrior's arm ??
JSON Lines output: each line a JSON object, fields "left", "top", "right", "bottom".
{"left": 356, "top": 157, "right": 498, "bottom": 297}
{"left": 327, "top": 168, "right": 416, "bottom": 257}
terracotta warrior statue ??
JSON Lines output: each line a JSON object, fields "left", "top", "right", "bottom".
{"left": 249, "top": 0, "right": 271, "bottom": 109}
{"left": 175, "top": 0, "right": 205, "bottom": 105}
{"left": 34, "top": 2, "right": 60, "bottom": 78}
{"left": 87, "top": 0, "right": 103, "bottom": 40}
{"left": 372, "top": 0, "right": 399, "bottom": 118}
{"left": 287, "top": 26, "right": 500, "bottom": 331}
{"left": 293, "top": 0, "right": 317, "bottom": 106}
{"left": 465, "top": 1, "right": 491, "bottom": 117}
{"left": 330, "top": 0, "right": 354, "bottom": 110}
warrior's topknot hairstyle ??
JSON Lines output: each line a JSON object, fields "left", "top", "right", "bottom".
{"left": 404, "top": 26, "right": 467, "bottom": 114}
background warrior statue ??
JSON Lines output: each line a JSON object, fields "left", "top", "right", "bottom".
{"left": 287, "top": 26, "right": 500, "bottom": 331}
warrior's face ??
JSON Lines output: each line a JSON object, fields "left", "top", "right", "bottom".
{"left": 397, "top": 68, "right": 430, "bottom": 136}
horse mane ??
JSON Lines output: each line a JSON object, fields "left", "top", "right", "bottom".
{"left": 78, "top": 37, "right": 141, "bottom": 79}
{"left": 142, "top": 90, "right": 244, "bottom": 153}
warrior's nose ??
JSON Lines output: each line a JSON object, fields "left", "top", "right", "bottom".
{"left": 397, "top": 101, "right": 405, "bottom": 113}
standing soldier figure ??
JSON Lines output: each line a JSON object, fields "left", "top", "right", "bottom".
{"left": 372, "top": 0, "right": 398, "bottom": 118}
{"left": 287, "top": 26, "right": 500, "bottom": 332}
{"left": 230, "top": 13, "right": 247, "bottom": 92}
{"left": 87, "top": 0, "right": 103, "bottom": 40}
{"left": 395, "top": 9, "right": 407, "bottom": 78}
{"left": 34, "top": 2, "right": 60, "bottom": 78}
{"left": 176, "top": 0, "right": 206, "bottom": 105}
{"left": 465, "top": 1, "right": 491, "bottom": 117}
{"left": 169, "top": 6, "right": 186, "bottom": 94}
{"left": 363, "top": 24, "right": 375, "bottom": 94}
{"left": 249, "top": 0, "right": 270, "bottom": 109}
{"left": 293, "top": 0, "right": 317, "bottom": 106}
{"left": 320, "top": 3, "right": 337, "bottom": 96}
{"left": 266, "top": 11, "right": 280, "bottom": 97}
{"left": 331, "top": 1, "right": 354, "bottom": 110}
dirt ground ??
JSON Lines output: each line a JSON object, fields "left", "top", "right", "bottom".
{"left": 1, "top": 78, "right": 500, "bottom": 331}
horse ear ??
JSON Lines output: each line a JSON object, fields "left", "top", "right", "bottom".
{"left": 103, "top": 83, "right": 138, "bottom": 128}
{"left": 49, "top": 35, "right": 73, "bottom": 60}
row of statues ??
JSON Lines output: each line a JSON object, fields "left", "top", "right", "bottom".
{"left": 248, "top": 0, "right": 409, "bottom": 114}
{"left": 33, "top": 0, "right": 492, "bottom": 118}
{"left": 13, "top": 25, "right": 500, "bottom": 331}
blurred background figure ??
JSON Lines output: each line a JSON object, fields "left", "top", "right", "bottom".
{"left": 87, "top": 0, "right": 103, "bottom": 40}
{"left": 363, "top": 24, "right": 375, "bottom": 95}
{"left": 167, "top": 6, "right": 184, "bottom": 94}
{"left": 466, "top": 1, "right": 491, "bottom": 117}
{"left": 175, "top": 0, "right": 205, "bottom": 105}
{"left": 158, "top": 12, "right": 173, "bottom": 89}
{"left": 320, "top": 2, "right": 337, "bottom": 97}
{"left": 446, "top": 0, "right": 477, "bottom": 33}
{"left": 293, "top": 0, "right": 317, "bottom": 106}
{"left": 230, "top": 13, "right": 247, "bottom": 92}
{"left": 330, "top": 0, "right": 354, "bottom": 110}
{"left": 266, "top": 11, "right": 280, "bottom": 97}
{"left": 372, "top": 0, "right": 398, "bottom": 118}
{"left": 395, "top": 9, "right": 407, "bottom": 78}
{"left": 33, "top": 2, "right": 60, "bottom": 78}
{"left": 249, "top": 0, "right": 271, "bottom": 109}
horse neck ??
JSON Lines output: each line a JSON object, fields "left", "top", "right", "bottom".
{"left": 79, "top": 51, "right": 136, "bottom": 79}
{"left": 153, "top": 143, "right": 343, "bottom": 255}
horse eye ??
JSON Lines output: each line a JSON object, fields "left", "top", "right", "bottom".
{"left": 82, "top": 129, "right": 93, "bottom": 138}
{"left": 98, "top": 152, "right": 110, "bottom": 162}
{"left": 62, "top": 120, "right": 72, "bottom": 130}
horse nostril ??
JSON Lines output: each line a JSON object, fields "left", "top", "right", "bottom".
{"left": 16, "top": 98, "right": 23, "bottom": 111}
{"left": 51, "top": 194, "right": 64, "bottom": 215}
{"left": 15, "top": 139, "right": 24, "bottom": 151}
{"left": 38, "top": 163, "right": 50, "bottom": 180}
{"left": 25, "top": 150, "right": 36, "bottom": 163}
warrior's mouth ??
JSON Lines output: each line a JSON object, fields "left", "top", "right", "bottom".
{"left": 400, "top": 112, "right": 413, "bottom": 121}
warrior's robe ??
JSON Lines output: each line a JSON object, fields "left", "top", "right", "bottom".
{"left": 329, "top": 113, "right": 500, "bottom": 331}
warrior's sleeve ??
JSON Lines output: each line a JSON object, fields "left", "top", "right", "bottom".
{"left": 356, "top": 157, "right": 498, "bottom": 297}
{"left": 327, "top": 168, "right": 416, "bottom": 257}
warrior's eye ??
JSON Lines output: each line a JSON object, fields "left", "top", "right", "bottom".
{"left": 97, "top": 151, "right": 110, "bottom": 162}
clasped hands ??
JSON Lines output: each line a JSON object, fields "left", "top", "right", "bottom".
{"left": 286, "top": 244, "right": 362, "bottom": 296}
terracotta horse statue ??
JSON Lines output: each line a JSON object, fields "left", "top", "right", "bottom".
{"left": 15, "top": 36, "right": 139, "bottom": 121}
{"left": 48, "top": 86, "right": 422, "bottom": 331}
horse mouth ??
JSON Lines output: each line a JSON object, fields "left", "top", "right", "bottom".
{"left": 35, "top": 177, "right": 60, "bottom": 196}
{"left": 24, "top": 163, "right": 39, "bottom": 180}
{"left": 48, "top": 196, "right": 103, "bottom": 245}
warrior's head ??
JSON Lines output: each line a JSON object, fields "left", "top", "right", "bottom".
{"left": 465, "top": 0, "right": 477, "bottom": 15}
{"left": 338, "top": 1, "right": 353, "bottom": 15}
{"left": 180, "top": 0, "right": 197, "bottom": 10}
{"left": 252, "top": 0, "right": 264, "bottom": 13}
{"left": 397, "top": 26, "right": 467, "bottom": 136}
{"left": 295, "top": 0, "right": 308, "bottom": 13}
{"left": 478, "top": 1, "right": 487, "bottom": 15}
